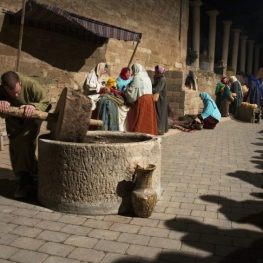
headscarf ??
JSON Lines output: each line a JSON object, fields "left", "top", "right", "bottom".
{"left": 155, "top": 65, "right": 165, "bottom": 74}
{"left": 229, "top": 76, "right": 237, "bottom": 83}
{"left": 229, "top": 75, "right": 243, "bottom": 96}
{"left": 126, "top": 63, "right": 152, "bottom": 103}
{"left": 119, "top": 67, "right": 130, "bottom": 80}
{"left": 200, "top": 92, "right": 221, "bottom": 121}
{"left": 95, "top": 63, "right": 107, "bottom": 81}
{"left": 248, "top": 74, "right": 261, "bottom": 90}
{"left": 153, "top": 65, "right": 165, "bottom": 85}
{"left": 86, "top": 62, "right": 107, "bottom": 93}
{"left": 106, "top": 77, "right": 117, "bottom": 90}
{"left": 221, "top": 77, "right": 228, "bottom": 85}
{"left": 200, "top": 92, "right": 217, "bottom": 109}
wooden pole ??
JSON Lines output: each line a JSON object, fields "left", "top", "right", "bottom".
{"left": 0, "top": 106, "right": 103, "bottom": 126}
{"left": 15, "top": 0, "right": 26, "bottom": 72}
{"left": 128, "top": 41, "right": 140, "bottom": 68}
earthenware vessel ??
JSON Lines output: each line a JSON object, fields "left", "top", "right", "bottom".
{"left": 131, "top": 164, "right": 157, "bottom": 218}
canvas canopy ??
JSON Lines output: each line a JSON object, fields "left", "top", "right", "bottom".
{"left": 6, "top": 0, "right": 142, "bottom": 44}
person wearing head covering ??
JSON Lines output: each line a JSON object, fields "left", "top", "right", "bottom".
{"left": 197, "top": 92, "right": 221, "bottom": 129}
{"left": 116, "top": 67, "right": 133, "bottom": 92}
{"left": 214, "top": 76, "right": 228, "bottom": 110}
{"left": 0, "top": 71, "right": 50, "bottom": 198}
{"left": 152, "top": 65, "right": 168, "bottom": 135}
{"left": 86, "top": 62, "right": 108, "bottom": 95}
{"left": 116, "top": 67, "right": 133, "bottom": 131}
{"left": 229, "top": 76, "right": 243, "bottom": 115}
{"left": 246, "top": 74, "right": 261, "bottom": 107}
{"left": 106, "top": 77, "right": 117, "bottom": 91}
{"left": 220, "top": 80, "right": 233, "bottom": 117}
{"left": 85, "top": 62, "right": 108, "bottom": 131}
{"left": 126, "top": 63, "right": 158, "bottom": 135}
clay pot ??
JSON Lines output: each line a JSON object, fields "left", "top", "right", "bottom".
{"left": 195, "top": 123, "right": 203, "bottom": 130}
{"left": 131, "top": 164, "right": 157, "bottom": 218}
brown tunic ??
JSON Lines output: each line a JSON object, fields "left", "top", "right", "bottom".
{"left": 0, "top": 73, "right": 50, "bottom": 175}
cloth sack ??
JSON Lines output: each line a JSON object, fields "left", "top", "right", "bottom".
{"left": 242, "top": 85, "right": 248, "bottom": 96}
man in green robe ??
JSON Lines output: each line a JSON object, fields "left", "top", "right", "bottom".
{"left": 0, "top": 71, "right": 50, "bottom": 198}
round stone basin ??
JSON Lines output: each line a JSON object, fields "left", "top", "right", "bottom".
{"left": 38, "top": 131, "right": 161, "bottom": 215}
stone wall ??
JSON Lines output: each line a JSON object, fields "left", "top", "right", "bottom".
{"left": 0, "top": 0, "right": 189, "bottom": 106}
{"left": 0, "top": 1, "right": 245, "bottom": 118}
{"left": 184, "top": 90, "right": 201, "bottom": 115}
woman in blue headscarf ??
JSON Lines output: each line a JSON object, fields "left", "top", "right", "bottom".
{"left": 196, "top": 92, "right": 221, "bottom": 129}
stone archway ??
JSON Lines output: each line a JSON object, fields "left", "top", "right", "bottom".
{"left": 184, "top": 70, "right": 198, "bottom": 91}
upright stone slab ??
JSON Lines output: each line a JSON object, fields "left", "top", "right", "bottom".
{"left": 38, "top": 131, "right": 161, "bottom": 215}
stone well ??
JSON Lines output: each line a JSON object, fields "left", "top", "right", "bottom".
{"left": 38, "top": 131, "right": 161, "bottom": 215}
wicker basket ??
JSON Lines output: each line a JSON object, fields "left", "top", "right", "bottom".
{"left": 195, "top": 123, "right": 203, "bottom": 130}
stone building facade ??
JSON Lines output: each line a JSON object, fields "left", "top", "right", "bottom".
{"left": 0, "top": 0, "right": 191, "bottom": 112}
{"left": 0, "top": 0, "right": 245, "bottom": 122}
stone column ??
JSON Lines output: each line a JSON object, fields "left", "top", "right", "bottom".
{"left": 206, "top": 10, "right": 219, "bottom": 71}
{"left": 254, "top": 45, "right": 261, "bottom": 75}
{"left": 247, "top": 40, "right": 255, "bottom": 75}
{"left": 231, "top": 29, "right": 242, "bottom": 75}
{"left": 239, "top": 35, "right": 248, "bottom": 73}
{"left": 221, "top": 21, "right": 232, "bottom": 75}
{"left": 189, "top": 0, "right": 203, "bottom": 67}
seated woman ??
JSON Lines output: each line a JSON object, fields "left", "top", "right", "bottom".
{"left": 116, "top": 67, "right": 133, "bottom": 92}
{"left": 86, "top": 62, "right": 108, "bottom": 95}
{"left": 85, "top": 62, "right": 108, "bottom": 130}
{"left": 196, "top": 92, "right": 221, "bottom": 129}
{"left": 116, "top": 67, "right": 133, "bottom": 131}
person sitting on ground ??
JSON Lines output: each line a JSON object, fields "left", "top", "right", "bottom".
{"left": 196, "top": 92, "right": 221, "bottom": 129}
{"left": 85, "top": 62, "right": 108, "bottom": 95}
{"left": 85, "top": 62, "right": 108, "bottom": 130}
{"left": 0, "top": 71, "right": 50, "bottom": 198}
{"left": 116, "top": 67, "right": 133, "bottom": 92}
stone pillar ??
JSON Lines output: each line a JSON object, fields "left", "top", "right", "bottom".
{"left": 221, "top": 21, "right": 232, "bottom": 75}
{"left": 239, "top": 35, "right": 248, "bottom": 73}
{"left": 231, "top": 29, "right": 242, "bottom": 75}
{"left": 254, "top": 45, "right": 261, "bottom": 75}
{"left": 247, "top": 40, "right": 255, "bottom": 75}
{"left": 189, "top": 0, "right": 203, "bottom": 67}
{"left": 206, "top": 10, "right": 219, "bottom": 71}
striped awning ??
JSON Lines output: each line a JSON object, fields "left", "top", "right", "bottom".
{"left": 6, "top": 0, "right": 142, "bottom": 44}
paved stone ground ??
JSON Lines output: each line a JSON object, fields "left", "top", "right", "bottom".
{"left": 0, "top": 117, "right": 263, "bottom": 263}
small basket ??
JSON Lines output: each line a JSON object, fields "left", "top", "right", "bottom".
{"left": 195, "top": 122, "right": 203, "bottom": 130}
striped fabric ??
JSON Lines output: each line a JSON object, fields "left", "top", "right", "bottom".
{"left": 7, "top": 0, "right": 142, "bottom": 44}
